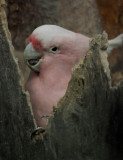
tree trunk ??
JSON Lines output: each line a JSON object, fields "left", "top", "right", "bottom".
{"left": 0, "top": 1, "right": 45, "bottom": 160}
{"left": 0, "top": 1, "right": 123, "bottom": 160}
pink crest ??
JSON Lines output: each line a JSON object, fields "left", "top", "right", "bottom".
{"left": 27, "top": 34, "right": 43, "bottom": 52}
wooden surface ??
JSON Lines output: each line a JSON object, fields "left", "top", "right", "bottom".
{"left": 0, "top": 2, "right": 45, "bottom": 159}
{"left": 44, "top": 33, "right": 123, "bottom": 160}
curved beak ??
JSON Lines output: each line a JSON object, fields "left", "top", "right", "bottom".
{"left": 24, "top": 43, "right": 43, "bottom": 72}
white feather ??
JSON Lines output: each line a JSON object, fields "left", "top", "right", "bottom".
{"left": 32, "top": 25, "right": 75, "bottom": 44}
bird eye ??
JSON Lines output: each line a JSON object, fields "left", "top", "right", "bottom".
{"left": 50, "top": 46, "right": 58, "bottom": 53}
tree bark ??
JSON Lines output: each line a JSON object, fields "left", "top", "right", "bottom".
{"left": 0, "top": 1, "right": 45, "bottom": 160}
{"left": 43, "top": 33, "right": 123, "bottom": 160}
{"left": 0, "top": 1, "right": 123, "bottom": 160}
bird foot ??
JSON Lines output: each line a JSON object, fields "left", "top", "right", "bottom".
{"left": 31, "top": 127, "right": 45, "bottom": 141}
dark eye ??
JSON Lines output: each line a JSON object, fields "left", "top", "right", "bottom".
{"left": 50, "top": 46, "right": 58, "bottom": 53}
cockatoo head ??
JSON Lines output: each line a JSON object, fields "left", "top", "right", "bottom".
{"left": 24, "top": 25, "right": 89, "bottom": 72}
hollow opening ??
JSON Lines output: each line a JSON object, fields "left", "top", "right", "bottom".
{"left": 5, "top": 1, "right": 123, "bottom": 129}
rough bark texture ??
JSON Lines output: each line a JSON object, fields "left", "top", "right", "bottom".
{"left": 0, "top": 2, "right": 45, "bottom": 160}
{"left": 43, "top": 34, "right": 123, "bottom": 160}
{"left": 0, "top": 1, "right": 123, "bottom": 160}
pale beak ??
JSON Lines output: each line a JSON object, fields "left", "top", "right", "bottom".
{"left": 24, "top": 43, "right": 43, "bottom": 72}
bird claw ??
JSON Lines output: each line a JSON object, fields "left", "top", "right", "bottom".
{"left": 40, "top": 115, "right": 49, "bottom": 119}
{"left": 31, "top": 115, "right": 49, "bottom": 141}
{"left": 31, "top": 127, "right": 45, "bottom": 141}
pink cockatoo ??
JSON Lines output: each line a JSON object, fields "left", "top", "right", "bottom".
{"left": 24, "top": 25, "right": 123, "bottom": 128}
